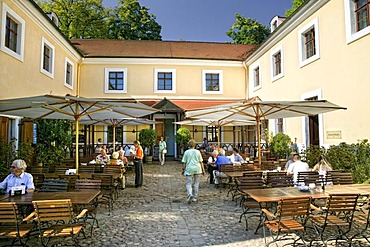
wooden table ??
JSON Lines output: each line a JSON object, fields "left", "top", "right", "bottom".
{"left": 0, "top": 190, "right": 101, "bottom": 205}
{"left": 243, "top": 184, "right": 370, "bottom": 204}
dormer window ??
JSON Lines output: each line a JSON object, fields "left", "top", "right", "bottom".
{"left": 270, "top": 16, "right": 286, "bottom": 32}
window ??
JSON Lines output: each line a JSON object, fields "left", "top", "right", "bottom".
{"left": 202, "top": 70, "right": 223, "bottom": 94}
{"left": 40, "top": 37, "right": 55, "bottom": 78}
{"left": 249, "top": 62, "right": 261, "bottom": 91}
{"left": 254, "top": 67, "right": 260, "bottom": 87}
{"left": 64, "top": 57, "right": 74, "bottom": 89}
{"left": 276, "top": 118, "right": 284, "bottom": 133}
{"left": 1, "top": 3, "right": 25, "bottom": 61}
{"left": 154, "top": 69, "right": 176, "bottom": 93}
{"left": 270, "top": 45, "right": 284, "bottom": 81}
{"left": 345, "top": 0, "right": 370, "bottom": 43}
{"left": 104, "top": 68, "right": 127, "bottom": 93}
{"left": 298, "top": 18, "right": 320, "bottom": 67}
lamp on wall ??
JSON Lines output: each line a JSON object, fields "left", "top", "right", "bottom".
{"left": 132, "top": 129, "right": 136, "bottom": 133}
{"left": 194, "top": 129, "right": 198, "bottom": 133}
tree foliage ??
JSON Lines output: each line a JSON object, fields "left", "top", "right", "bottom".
{"left": 107, "top": 0, "right": 162, "bottom": 40}
{"left": 285, "top": 0, "right": 306, "bottom": 18}
{"left": 36, "top": 0, "right": 108, "bottom": 39}
{"left": 35, "top": 119, "right": 72, "bottom": 165}
{"left": 302, "top": 140, "right": 370, "bottom": 183}
{"left": 226, "top": 13, "right": 270, "bottom": 45}
{"left": 36, "top": 0, "right": 162, "bottom": 40}
{"left": 175, "top": 128, "right": 191, "bottom": 148}
{"left": 270, "top": 133, "right": 291, "bottom": 159}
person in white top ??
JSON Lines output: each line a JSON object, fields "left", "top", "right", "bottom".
{"left": 287, "top": 154, "right": 309, "bottom": 184}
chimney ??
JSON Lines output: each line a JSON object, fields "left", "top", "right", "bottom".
{"left": 270, "top": 15, "right": 286, "bottom": 32}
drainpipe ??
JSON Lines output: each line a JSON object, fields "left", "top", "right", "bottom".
{"left": 76, "top": 59, "right": 83, "bottom": 97}
{"left": 243, "top": 61, "right": 248, "bottom": 99}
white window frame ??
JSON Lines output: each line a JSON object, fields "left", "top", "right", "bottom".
{"left": 298, "top": 18, "right": 320, "bottom": 68}
{"left": 40, "top": 37, "right": 55, "bottom": 78}
{"left": 249, "top": 62, "right": 261, "bottom": 92}
{"left": 154, "top": 68, "right": 176, "bottom": 93}
{"left": 0, "top": 3, "right": 25, "bottom": 61}
{"left": 202, "top": 69, "right": 223, "bottom": 94}
{"left": 270, "top": 45, "right": 284, "bottom": 82}
{"left": 64, "top": 57, "right": 74, "bottom": 90}
{"left": 274, "top": 118, "right": 286, "bottom": 134}
{"left": 344, "top": 0, "right": 370, "bottom": 43}
{"left": 104, "top": 68, "right": 128, "bottom": 94}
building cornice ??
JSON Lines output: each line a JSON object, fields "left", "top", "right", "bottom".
{"left": 82, "top": 58, "right": 245, "bottom": 67}
{"left": 16, "top": 0, "right": 82, "bottom": 61}
{"left": 245, "top": 0, "right": 330, "bottom": 66}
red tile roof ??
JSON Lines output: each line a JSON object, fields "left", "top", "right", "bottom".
{"left": 71, "top": 40, "right": 256, "bottom": 61}
{"left": 140, "top": 99, "right": 240, "bottom": 111}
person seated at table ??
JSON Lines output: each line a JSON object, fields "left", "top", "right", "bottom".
{"left": 228, "top": 148, "right": 244, "bottom": 164}
{"left": 286, "top": 154, "right": 309, "bottom": 185}
{"left": 312, "top": 156, "right": 332, "bottom": 173}
{"left": 285, "top": 153, "right": 298, "bottom": 171}
{"left": 0, "top": 159, "right": 35, "bottom": 194}
{"left": 109, "top": 152, "right": 123, "bottom": 166}
{"left": 96, "top": 148, "right": 110, "bottom": 165}
{"left": 117, "top": 147, "right": 129, "bottom": 167}
{"left": 207, "top": 150, "right": 218, "bottom": 184}
{"left": 213, "top": 149, "right": 232, "bottom": 185}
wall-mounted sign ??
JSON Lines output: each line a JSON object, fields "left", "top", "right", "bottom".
{"left": 326, "top": 130, "right": 342, "bottom": 139}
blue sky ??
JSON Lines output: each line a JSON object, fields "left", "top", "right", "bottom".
{"left": 102, "top": 0, "right": 293, "bottom": 42}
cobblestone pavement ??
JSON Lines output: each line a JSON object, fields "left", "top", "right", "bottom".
{"left": 79, "top": 161, "right": 267, "bottom": 247}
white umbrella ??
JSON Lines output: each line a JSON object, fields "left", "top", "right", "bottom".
{"left": 0, "top": 94, "right": 159, "bottom": 171}
{"left": 185, "top": 99, "right": 346, "bottom": 165}
{"left": 81, "top": 118, "right": 159, "bottom": 151}
{"left": 173, "top": 119, "right": 255, "bottom": 147}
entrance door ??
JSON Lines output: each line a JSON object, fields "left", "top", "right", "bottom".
{"left": 306, "top": 96, "right": 319, "bottom": 146}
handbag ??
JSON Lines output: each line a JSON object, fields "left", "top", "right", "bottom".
{"left": 162, "top": 149, "right": 167, "bottom": 154}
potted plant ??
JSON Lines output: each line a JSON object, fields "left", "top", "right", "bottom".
{"left": 270, "top": 133, "right": 291, "bottom": 159}
{"left": 139, "top": 128, "right": 157, "bottom": 163}
{"left": 175, "top": 127, "right": 191, "bottom": 159}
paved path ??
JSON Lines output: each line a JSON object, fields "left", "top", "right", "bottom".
{"left": 80, "top": 161, "right": 266, "bottom": 247}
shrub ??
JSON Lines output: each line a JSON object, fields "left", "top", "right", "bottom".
{"left": 175, "top": 127, "right": 191, "bottom": 150}
{"left": 303, "top": 139, "right": 370, "bottom": 183}
{"left": 139, "top": 128, "right": 157, "bottom": 155}
{"left": 270, "top": 133, "right": 291, "bottom": 159}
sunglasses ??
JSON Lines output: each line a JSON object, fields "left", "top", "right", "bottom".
{"left": 10, "top": 166, "right": 17, "bottom": 169}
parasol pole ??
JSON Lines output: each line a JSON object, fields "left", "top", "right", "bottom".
{"left": 113, "top": 124, "right": 116, "bottom": 151}
{"left": 75, "top": 117, "right": 80, "bottom": 173}
{"left": 217, "top": 125, "right": 221, "bottom": 149}
{"left": 256, "top": 108, "right": 262, "bottom": 167}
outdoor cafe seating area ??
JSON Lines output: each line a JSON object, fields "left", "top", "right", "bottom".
{"left": 0, "top": 161, "right": 126, "bottom": 246}
{"left": 213, "top": 160, "right": 370, "bottom": 246}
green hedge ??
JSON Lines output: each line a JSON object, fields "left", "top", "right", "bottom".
{"left": 302, "top": 139, "right": 370, "bottom": 183}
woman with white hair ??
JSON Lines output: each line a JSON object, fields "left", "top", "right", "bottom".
{"left": 182, "top": 139, "right": 205, "bottom": 204}
{"left": 0, "top": 159, "right": 35, "bottom": 193}
{"left": 207, "top": 150, "right": 219, "bottom": 184}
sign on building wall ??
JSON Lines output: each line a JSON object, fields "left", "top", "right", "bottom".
{"left": 326, "top": 130, "right": 342, "bottom": 139}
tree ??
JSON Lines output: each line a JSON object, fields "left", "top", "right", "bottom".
{"left": 226, "top": 13, "right": 270, "bottom": 45}
{"left": 35, "top": 119, "right": 72, "bottom": 165}
{"left": 270, "top": 133, "right": 291, "bottom": 159}
{"left": 36, "top": 0, "right": 108, "bottom": 39}
{"left": 107, "top": 0, "right": 162, "bottom": 40}
{"left": 285, "top": 0, "right": 306, "bottom": 18}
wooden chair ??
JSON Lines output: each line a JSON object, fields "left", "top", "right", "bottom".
{"left": 0, "top": 202, "right": 34, "bottom": 246}
{"left": 104, "top": 165, "right": 123, "bottom": 197}
{"left": 237, "top": 172, "right": 265, "bottom": 231}
{"left": 78, "top": 165, "right": 95, "bottom": 174}
{"left": 351, "top": 196, "right": 370, "bottom": 244}
{"left": 263, "top": 197, "right": 312, "bottom": 247}
{"left": 297, "top": 171, "right": 324, "bottom": 186}
{"left": 269, "top": 173, "right": 294, "bottom": 188}
{"left": 92, "top": 174, "right": 115, "bottom": 215}
{"left": 32, "top": 199, "right": 87, "bottom": 246}
{"left": 265, "top": 172, "right": 290, "bottom": 187}
{"left": 40, "top": 178, "right": 68, "bottom": 192}
{"left": 309, "top": 193, "right": 359, "bottom": 246}
{"left": 75, "top": 179, "right": 102, "bottom": 236}
{"left": 330, "top": 172, "right": 354, "bottom": 185}
{"left": 32, "top": 173, "right": 45, "bottom": 191}
{"left": 59, "top": 174, "right": 80, "bottom": 191}
{"left": 215, "top": 164, "right": 234, "bottom": 188}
